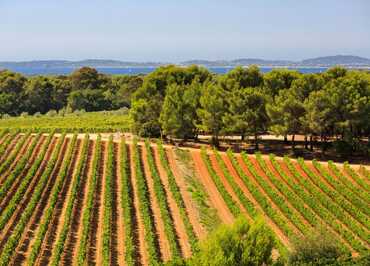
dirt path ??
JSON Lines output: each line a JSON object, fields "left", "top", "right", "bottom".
{"left": 249, "top": 156, "right": 311, "bottom": 230}
{"left": 35, "top": 139, "right": 82, "bottom": 265}
{"left": 0, "top": 137, "right": 57, "bottom": 249}
{"left": 191, "top": 150, "right": 234, "bottom": 225}
{"left": 153, "top": 145, "right": 192, "bottom": 258}
{"left": 67, "top": 140, "right": 95, "bottom": 265}
{"left": 166, "top": 148, "right": 206, "bottom": 239}
{"left": 129, "top": 144, "right": 148, "bottom": 266}
{"left": 141, "top": 145, "right": 172, "bottom": 262}
{"left": 209, "top": 154, "right": 250, "bottom": 220}
{"left": 221, "top": 154, "right": 291, "bottom": 247}
{"left": 111, "top": 143, "right": 125, "bottom": 265}
{"left": 94, "top": 141, "right": 108, "bottom": 266}
{"left": 9, "top": 137, "right": 69, "bottom": 263}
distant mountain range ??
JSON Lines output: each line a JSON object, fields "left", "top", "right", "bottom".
{"left": 1, "top": 55, "right": 369, "bottom": 69}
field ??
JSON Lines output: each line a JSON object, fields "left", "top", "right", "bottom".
{"left": 0, "top": 132, "right": 369, "bottom": 265}
{"left": 0, "top": 110, "right": 130, "bottom": 133}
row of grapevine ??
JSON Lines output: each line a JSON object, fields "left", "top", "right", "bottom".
{"left": 0, "top": 132, "right": 30, "bottom": 176}
{"left": 359, "top": 166, "right": 370, "bottom": 180}
{"left": 102, "top": 136, "right": 114, "bottom": 265}
{"left": 277, "top": 155, "right": 367, "bottom": 253}
{"left": 343, "top": 162, "right": 370, "bottom": 191}
{"left": 0, "top": 134, "right": 66, "bottom": 265}
{"left": 296, "top": 158, "right": 369, "bottom": 246}
{"left": 133, "top": 139, "right": 159, "bottom": 264}
{"left": 120, "top": 138, "right": 136, "bottom": 265}
{"left": 77, "top": 135, "right": 101, "bottom": 265}
{"left": 307, "top": 160, "right": 370, "bottom": 231}
{"left": 156, "top": 140, "right": 198, "bottom": 252}
{"left": 49, "top": 135, "right": 89, "bottom": 265}
{"left": 226, "top": 150, "right": 295, "bottom": 239}
{"left": 328, "top": 161, "right": 370, "bottom": 204}
{"left": 255, "top": 153, "right": 318, "bottom": 229}
{"left": 241, "top": 153, "right": 308, "bottom": 234}
{"left": 215, "top": 150, "right": 291, "bottom": 255}
{"left": 26, "top": 134, "right": 78, "bottom": 265}
{"left": 213, "top": 150, "right": 257, "bottom": 219}
{"left": 315, "top": 160, "right": 370, "bottom": 216}
{"left": 0, "top": 133, "right": 52, "bottom": 230}
{"left": 0, "top": 130, "right": 8, "bottom": 143}
{"left": 0, "top": 133, "right": 40, "bottom": 202}
{"left": 200, "top": 147, "right": 240, "bottom": 217}
{"left": 0, "top": 130, "right": 18, "bottom": 159}
{"left": 144, "top": 140, "right": 181, "bottom": 258}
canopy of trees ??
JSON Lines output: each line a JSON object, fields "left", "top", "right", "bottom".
{"left": 131, "top": 65, "right": 370, "bottom": 155}
{"left": 0, "top": 67, "right": 143, "bottom": 116}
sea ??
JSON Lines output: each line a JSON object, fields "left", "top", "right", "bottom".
{"left": 2, "top": 66, "right": 331, "bottom": 76}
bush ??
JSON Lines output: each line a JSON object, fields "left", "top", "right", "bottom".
{"left": 20, "top": 112, "right": 29, "bottom": 117}
{"left": 166, "top": 216, "right": 277, "bottom": 266}
{"left": 46, "top": 109, "right": 58, "bottom": 117}
{"left": 288, "top": 226, "right": 345, "bottom": 265}
{"left": 332, "top": 140, "right": 353, "bottom": 158}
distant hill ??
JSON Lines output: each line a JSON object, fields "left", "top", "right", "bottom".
{"left": 300, "top": 55, "right": 370, "bottom": 66}
{"left": 0, "top": 55, "right": 369, "bottom": 69}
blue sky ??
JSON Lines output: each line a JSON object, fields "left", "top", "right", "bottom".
{"left": 1, "top": 0, "right": 369, "bottom": 61}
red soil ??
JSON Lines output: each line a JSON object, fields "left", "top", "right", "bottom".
{"left": 191, "top": 150, "right": 234, "bottom": 225}
{"left": 166, "top": 148, "right": 207, "bottom": 239}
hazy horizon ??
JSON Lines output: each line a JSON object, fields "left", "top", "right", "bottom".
{"left": 1, "top": 0, "right": 369, "bottom": 62}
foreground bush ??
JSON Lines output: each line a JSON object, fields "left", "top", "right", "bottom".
{"left": 166, "top": 216, "right": 277, "bottom": 266}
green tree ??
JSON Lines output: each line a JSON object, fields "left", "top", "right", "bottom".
{"left": 131, "top": 65, "right": 211, "bottom": 137}
{"left": 267, "top": 89, "right": 306, "bottom": 150}
{"left": 223, "top": 87, "right": 269, "bottom": 149}
{"left": 0, "top": 70, "right": 26, "bottom": 115}
{"left": 220, "top": 65, "right": 263, "bottom": 91}
{"left": 159, "top": 80, "right": 201, "bottom": 140}
{"left": 23, "top": 76, "right": 55, "bottom": 114}
{"left": 263, "top": 69, "right": 301, "bottom": 97}
{"left": 197, "top": 82, "right": 226, "bottom": 146}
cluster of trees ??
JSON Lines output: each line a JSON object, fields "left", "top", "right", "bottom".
{"left": 0, "top": 67, "right": 142, "bottom": 116}
{"left": 130, "top": 65, "right": 370, "bottom": 155}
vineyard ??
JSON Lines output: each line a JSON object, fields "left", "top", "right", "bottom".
{"left": 0, "top": 132, "right": 369, "bottom": 265}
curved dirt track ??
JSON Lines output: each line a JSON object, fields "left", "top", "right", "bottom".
{"left": 191, "top": 150, "right": 234, "bottom": 225}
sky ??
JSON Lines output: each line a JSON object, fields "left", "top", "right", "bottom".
{"left": 1, "top": 0, "right": 369, "bottom": 62}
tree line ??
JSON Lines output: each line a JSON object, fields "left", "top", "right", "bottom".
{"left": 0, "top": 67, "right": 143, "bottom": 116}
{"left": 130, "top": 65, "right": 370, "bottom": 156}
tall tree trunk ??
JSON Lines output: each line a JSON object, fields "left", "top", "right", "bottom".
{"left": 304, "top": 135, "right": 308, "bottom": 149}
{"left": 284, "top": 135, "right": 288, "bottom": 143}
{"left": 212, "top": 134, "right": 219, "bottom": 148}
{"left": 241, "top": 133, "right": 245, "bottom": 142}
{"left": 310, "top": 135, "right": 314, "bottom": 151}
{"left": 292, "top": 134, "right": 295, "bottom": 151}
{"left": 255, "top": 133, "right": 259, "bottom": 150}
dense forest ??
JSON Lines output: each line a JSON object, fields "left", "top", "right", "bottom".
{"left": 1, "top": 65, "right": 369, "bottom": 155}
